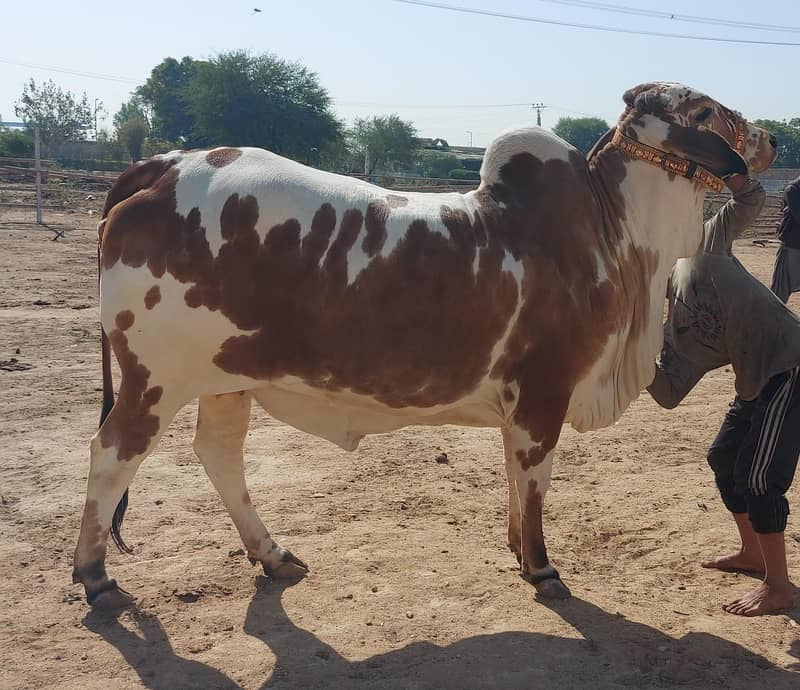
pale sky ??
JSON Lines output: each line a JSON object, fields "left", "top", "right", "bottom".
{"left": 1, "top": 0, "right": 798, "bottom": 147}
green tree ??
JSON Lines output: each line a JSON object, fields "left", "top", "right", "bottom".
{"left": 117, "top": 119, "right": 149, "bottom": 161}
{"left": 136, "top": 57, "right": 197, "bottom": 144}
{"left": 113, "top": 95, "right": 151, "bottom": 131}
{"left": 350, "top": 114, "right": 418, "bottom": 175}
{"left": 752, "top": 119, "right": 800, "bottom": 167}
{"left": 14, "top": 78, "right": 93, "bottom": 155}
{"left": 552, "top": 116, "right": 610, "bottom": 155}
{"left": 183, "top": 50, "right": 343, "bottom": 159}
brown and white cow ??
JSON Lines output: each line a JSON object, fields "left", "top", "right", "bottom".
{"left": 73, "top": 82, "right": 776, "bottom": 608}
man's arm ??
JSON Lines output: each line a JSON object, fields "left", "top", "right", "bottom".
{"left": 646, "top": 335, "right": 708, "bottom": 409}
{"left": 705, "top": 176, "right": 766, "bottom": 252}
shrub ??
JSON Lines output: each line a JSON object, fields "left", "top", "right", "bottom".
{"left": 448, "top": 168, "right": 480, "bottom": 180}
{"left": 0, "top": 129, "right": 35, "bottom": 158}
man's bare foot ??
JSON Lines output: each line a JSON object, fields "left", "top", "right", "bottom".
{"left": 723, "top": 581, "right": 795, "bottom": 616}
{"left": 701, "top": 550, "right": 764, "bottom": 574}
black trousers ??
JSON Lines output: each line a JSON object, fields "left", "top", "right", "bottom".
{"left": 707, "top": 367, "right": 800, "bottom": 533}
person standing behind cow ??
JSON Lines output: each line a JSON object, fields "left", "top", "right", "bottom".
{"left": 771, "top": 174, "right": 800, "bottom": 303}
{"left": 647, "top": 174, "right": 800, "bottom": 616}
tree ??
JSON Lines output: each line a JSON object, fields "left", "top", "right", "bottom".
{"left": 14, "top": 78, "right": 93, "bottom": 155}
{"left": 136, "top": 57, "right": 197, "bottom": 144}
{"left": 117, "top": 119, "right": 149, "bottom": 161}
{"left": 752, "top": 119, "right": 800, "bottom": 167}
{"left": 551, "top": 117, "right": 610, "bottom": 155}
{"left": 349, "top": 114, "right": 418, "bottom": 175}
{"left": 182, "top": 50, "right": 343, "bottom": 159}
{"left": 113, "top": 95, "right": 151, "bottom": 132}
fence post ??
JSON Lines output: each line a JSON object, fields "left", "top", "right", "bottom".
{"left": 34, "top": 126, "right": 42, "bottom": 225}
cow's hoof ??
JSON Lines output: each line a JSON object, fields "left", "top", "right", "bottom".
{"left": 89, "top": 585, "right": 135, "bottom": 610}
{"left": 534, "top": 577, "right": 572, "bottom": 599}
{"left": 263, "top": 550, "right": 309, "bottom": 580}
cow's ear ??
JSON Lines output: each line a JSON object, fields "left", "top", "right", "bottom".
{"left": 623, "top": 83, "right": 672, "bottom": 115}
{"left": 666, "top": 125, "right": 748, "bottom": 177}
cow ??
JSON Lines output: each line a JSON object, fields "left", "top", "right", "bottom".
{"left": 73, "top": 82, "right": 777, "bottom": 609}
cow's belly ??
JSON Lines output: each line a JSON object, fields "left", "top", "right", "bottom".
{"left": 250, "top": 376, "right": 505, "bottom": 451}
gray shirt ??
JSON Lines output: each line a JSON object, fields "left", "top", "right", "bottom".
{"left": 648, "top": 179, "right": 800, "bottom": 408}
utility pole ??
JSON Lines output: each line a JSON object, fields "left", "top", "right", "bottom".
{"left": 93, "top": 98, "right": 104, "bottom": 140}
{"left": 34, "top": 126, "right": 42, "bottom": 225}
{"left": 466, "top": 130, "right": 473, "bottom": 147}
{"left": 532, "top": 103, "right": 547, "bottom": 127}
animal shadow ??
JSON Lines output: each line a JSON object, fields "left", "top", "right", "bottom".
{"left": 84, "top": 577, "right": 800, "bottom": 689}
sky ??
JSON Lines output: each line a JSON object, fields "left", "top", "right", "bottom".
{"left": 1, "top": 0, "right": 799, "bottom": 148}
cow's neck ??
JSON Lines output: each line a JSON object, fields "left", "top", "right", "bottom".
{"left": 571, "top": 146, "right": 705, "bottom": 431}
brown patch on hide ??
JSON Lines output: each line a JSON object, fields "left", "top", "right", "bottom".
{"left": 115, "top": 310, "right": 135, "bottom": 331}
{"left": 101, "top": 165, "right": 208, "bottom": 279}
{"left": 202, "top": 197, "right": 518, "bottom": 408}
{"left": 516, "top": 446, "right": 548, "bottom": 472}
{"left": 362, "top": 200, "right": 389, "bottom": 257}
{"left": 99, "top": 313, "right": 164, "bottom": 461}
{"left": 206, "top": 148, "right": 242, "bottom": 168}
{"left": 144, "top": 285, "right": 161, "bottom": 310}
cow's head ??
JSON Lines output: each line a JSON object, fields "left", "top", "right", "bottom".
{"left": 621, "top": 82, "right": 776, "bottom": 177}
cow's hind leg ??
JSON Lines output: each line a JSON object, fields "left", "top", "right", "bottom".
{"left": 502, "top": 424, "right": 571, "bottom": 599}
{"left": 73, "top": 391, "right": 182, "bottom": 608}
{"left": 193, "top": 392, "right": 308, "bottom": 579}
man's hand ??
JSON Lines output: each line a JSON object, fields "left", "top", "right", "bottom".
{"left": 725, "top": 173, "right": 750, "bottom": 195}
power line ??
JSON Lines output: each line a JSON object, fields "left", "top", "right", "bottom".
{"left": 532, "top": 0, "right": 800, "bottom": 34}
{"left": 334, "top": 100, "right": 532, "bottom": 109}
{"left": 390, "top": 0, "right": 800, "bottom": 46}
{"left": 0, "top": 58, "right": 139, "bottom": 84}
{"left": 334, "top": 99, "right": 605, "bottom": 118}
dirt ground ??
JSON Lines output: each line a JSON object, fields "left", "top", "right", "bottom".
{"left": 1, "top": 203, "right": 799, "bottom": 690}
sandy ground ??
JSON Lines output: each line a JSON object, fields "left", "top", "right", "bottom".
{"left": 1, "top": 204, "right": 799, "bottom": 690}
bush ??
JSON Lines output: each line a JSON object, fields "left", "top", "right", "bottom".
{"left": 415, "top": 152, "right": 459, "bottom": 178}
{"left": 143, "top": 138, "right": 180, "bottom": 157}
{"left": 448, "top": 168, "right": 480, "bottom": 180}
{"left": 0, "top": 129, "right": 35, "bottom": 158}
{"left": 460, "top": 158, "right": 482, "bottom": 171}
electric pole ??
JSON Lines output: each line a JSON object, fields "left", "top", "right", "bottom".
{"left": 466, "top": 130, "right": 473, "bottom": 147}
{"left": 532, "top": 103, "right": 547, "bottom": 127}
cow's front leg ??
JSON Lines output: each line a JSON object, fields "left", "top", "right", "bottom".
{"left": 501, "top": 427, "right": 522, "bottom": 565}
{"left": 193, "top": 392, "right": 308, "bottom": 579}
{"left": 502, "top": 423, "right": 571, "bottom": 599}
